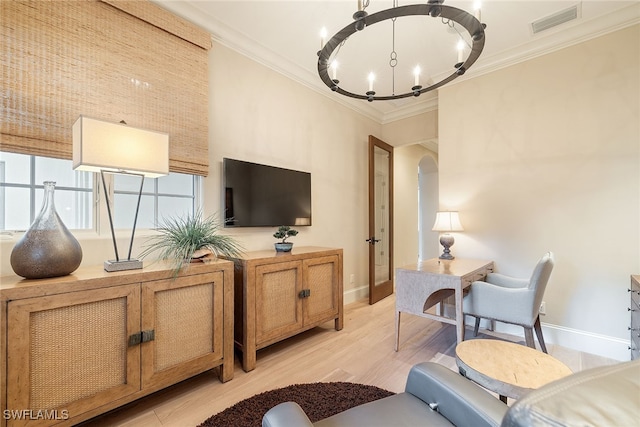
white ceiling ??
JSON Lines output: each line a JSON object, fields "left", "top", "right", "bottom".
{"left": 153, "top": 0, "right": 639, "bottom": 123}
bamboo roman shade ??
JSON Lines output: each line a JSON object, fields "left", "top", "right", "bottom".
{"left": 0, "top": 0, "right": 212, "bottom": 176}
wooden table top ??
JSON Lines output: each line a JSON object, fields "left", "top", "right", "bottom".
{"left": 455, "top": 339, "right": 572, "bottom": 399}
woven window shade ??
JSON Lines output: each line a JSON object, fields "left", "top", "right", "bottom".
{"left": 0, "top": 0, "right": 211, "bottom": 176}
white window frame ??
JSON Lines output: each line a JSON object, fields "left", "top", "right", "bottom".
{"left": 0, "top": 153, "right": 201, "bottom": 235}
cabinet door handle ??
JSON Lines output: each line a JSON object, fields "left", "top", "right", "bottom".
{"left": 128, "top": 333, "right": 142, "bottom": 347}
{"left": 128, "top": 330, "right": 156, "bottom": 346}
{"left": 299, "top": 289, "right": 311, "bottom": 298}
{"left": 141, "top": 329, "right": 155, "bottom": 343}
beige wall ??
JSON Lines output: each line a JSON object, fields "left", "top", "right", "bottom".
{"left": 393, "top": 144, "right": 435, "bottom": 269}
{"left": 2, "top": 17, "right": 636, "bottom": 361}
{"left": 0, "top": 43, "right": 383, "bottom": 304}
{"left": 438, "top": 25, "right": 639, "bottom": 360}
{"left": 205, "top": 44, "right": 382, "bottom": 301}
{"left": 382, "top": 109, "right": 438, "bottom": 147}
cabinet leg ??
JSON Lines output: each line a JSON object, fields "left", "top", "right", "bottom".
{"left": 243, "top": 348, "right": 257, "bottom": 372}
{"left": 219, "top": 359, "right": 234, "bottom": 382}
{"left": 335, "top": 315, "right": 343, "bottom": 331}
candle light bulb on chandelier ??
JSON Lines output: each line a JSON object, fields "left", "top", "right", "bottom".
{"left": 413, "top": 66, "right": 421, "bottom": 86}
{"left": 474, "top": 0, "right": 482, "bottom": 22}
{"left": 320, "top": 27, "right": 327, "bottom": 49}
{"left": 368, "top": 72, "right": 375, "bottom": 92}
{"left": 331, "top": 60, "right": 338, "bottom": 80}
{"left": 457, "top": 39, "right": 465, "bottom": 64}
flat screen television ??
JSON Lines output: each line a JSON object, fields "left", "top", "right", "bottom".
{"left": 223, "top": 158, "right": 312, "bottom": 227}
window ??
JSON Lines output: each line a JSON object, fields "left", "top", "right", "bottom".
{"left": 113, "top": 173, "right": 198, "bottom": 229}
{"left": 0, "top": 153, "right": 200, "bottom": 232}
{"left": 0, "top": 153, "right": 93, "bottom": 231}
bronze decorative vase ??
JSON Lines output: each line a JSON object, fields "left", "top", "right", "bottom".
{"left": 10, "top": 181, "right": 83, "bottom": 279}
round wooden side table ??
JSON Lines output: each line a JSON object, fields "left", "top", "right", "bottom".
{"left": 455, "top": 339, "right": 572, "bottom": 403}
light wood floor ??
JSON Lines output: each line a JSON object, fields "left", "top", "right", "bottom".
{"left": 83, "top": 295, "right": 617, "bottom": 427}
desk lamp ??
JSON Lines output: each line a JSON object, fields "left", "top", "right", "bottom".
{"left": 72, "top": 116, "right": 169, "bottom": 271}
{"left": 432, "top": 211, "right": 464, "bottom": 260}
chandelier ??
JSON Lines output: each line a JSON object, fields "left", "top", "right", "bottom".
{"left": 317, "top": 0, "right": 486, "bottom": 102}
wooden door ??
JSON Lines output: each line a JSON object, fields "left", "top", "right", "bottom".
{"left": 6, "top": 285, "right": 140, "bottom": 426}
{"left": 368, "top": 135, "right": 394, "bottom": 304}
{"left": 254, "top": 261, "right": 303, "bottom": 346}
{"left": 140, "top": 271, "right": 224, "bottom": 390}
{"left": 302, "top": 255, "right": 339, "bottom": 326}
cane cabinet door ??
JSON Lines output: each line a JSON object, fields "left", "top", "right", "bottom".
{"left": 140, "top": 271, "right": 224, "bottom": 390}
{"left": 303, "top": 255, "right": 340, "bottom": 326}
{"left": 6, "top": 285, "right": 140, "bottom": 427}
{"left": 255, "top": 260, "right": 303, "bottom": 345}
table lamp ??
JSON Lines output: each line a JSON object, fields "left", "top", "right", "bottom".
{"left": 72, "top": 115, "right": 169, "bottom": 271}
{"left": 432, "top": 211, "right": 464, "bottom": 260}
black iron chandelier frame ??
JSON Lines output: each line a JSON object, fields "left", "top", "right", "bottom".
{"left": 317, "top": 3, "right": 486, "bottom": 101}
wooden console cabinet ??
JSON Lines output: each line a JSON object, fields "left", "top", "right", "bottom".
{"left": 230, "top": 247, "right": 343, "bottom": 371}
{"left": 0, "top": 260, "right": 234, "bottom": 427}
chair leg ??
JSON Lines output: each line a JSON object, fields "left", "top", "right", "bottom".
{"left": 534, "top": 315, "right": 548, "bottom": 354}
{"left": 473, "top": 317, "right": 480, "bottom": 337}
{"left": 395, "top": 311, "right": 401, "bottom": 352}
{"left": 524, "top": 327, "right": 536, "bottom": 349}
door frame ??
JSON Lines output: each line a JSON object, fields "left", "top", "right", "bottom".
{"left": 368, "top": 135, "right": 394, "bottom": 304}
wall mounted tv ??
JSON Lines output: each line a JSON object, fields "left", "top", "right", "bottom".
{"left": 223, "top": 158, "right": 312, "bottom": 228}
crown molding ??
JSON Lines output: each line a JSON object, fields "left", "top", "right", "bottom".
{"left": 446, "top": 3, "right": 640, "bottom": 88}
{"left": 153, "top": 0, "right": 387, "bottom": 124}
{"left": 153, "top": 1, "right": 639, "bottom": 125}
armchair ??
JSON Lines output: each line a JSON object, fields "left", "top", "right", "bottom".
{"left": 263, "top": 359, "right": 640, "bottom": 427}
{"left": 462, "top": 252, "right": 554, "bottom": 353}
{"left": 263, "top": 362, "right": 508, "bottom": 427}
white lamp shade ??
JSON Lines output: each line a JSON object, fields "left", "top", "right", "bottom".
{"left": 72, "top": 116, "right": 169, "bottom": 178}
{"left": 432, "top": 211, "right": 464, "bottom": 232}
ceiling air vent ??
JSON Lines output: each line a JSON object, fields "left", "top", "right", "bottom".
{"left": 531, "top": 4, "right": 580, "bottom": 34}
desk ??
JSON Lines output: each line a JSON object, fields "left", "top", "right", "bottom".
{"left": 455, "top": 339, "right": 572, "bottom": 402}
{"left": 395, "top": 258, "right": 493, "bottom": 350}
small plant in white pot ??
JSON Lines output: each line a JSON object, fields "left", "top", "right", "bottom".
{"left": 273, "top": 225, "right": 298, "bottom": 252}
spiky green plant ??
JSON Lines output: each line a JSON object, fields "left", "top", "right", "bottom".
{"left": 140, "top": 211, "right": 243, "bottom": 274}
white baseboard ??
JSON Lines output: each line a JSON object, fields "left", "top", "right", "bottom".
{"left": 540, "top": 323, "right": 630, "bottom": 362}
{"left": 344, "top": 285, "right": 369, "bottom": 305}
{"left": 344, "top": 288, "right": 632, "bottom": 361}
{"left": 479, "top": 318, "right": 631, "bottom": 362}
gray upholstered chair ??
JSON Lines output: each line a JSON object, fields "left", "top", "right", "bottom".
{"left": 263, "top": 360, "right": 640, "bottom": 427}
{"left": 462, "top": 252, "right": 554, "bottom": 353}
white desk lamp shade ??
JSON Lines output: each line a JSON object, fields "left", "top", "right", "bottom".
{"left": 432, "top": 211, "right": 464, "bottom": 232}
{"left": 72, "top": 116, "right": 169, "bottom": 177}
{"left": 432, "top": 211, "right": 463, "bottom": 260}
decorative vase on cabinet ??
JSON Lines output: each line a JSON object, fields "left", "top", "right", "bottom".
{"left": 9, "top": 181, "right": 83, "bottom": 279}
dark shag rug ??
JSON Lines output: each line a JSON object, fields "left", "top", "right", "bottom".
{"left": 197, "top": 382, "right": 395, "bottom": 427}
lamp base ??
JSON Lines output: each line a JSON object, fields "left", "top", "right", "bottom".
{"left": 104, "top": 259, "right": 143, "bottom": 272}
{"left": 439, "top": 233, "right": 456, "bottom": 260}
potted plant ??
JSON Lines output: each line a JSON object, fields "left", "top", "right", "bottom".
{"left": 273, "top": 225, "right": 298, "bottom": 252}
{"left": 139, "top": 211, "right": 243, "bottom": 274}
